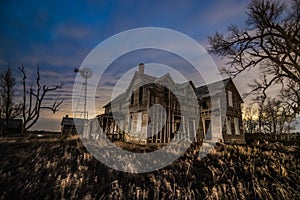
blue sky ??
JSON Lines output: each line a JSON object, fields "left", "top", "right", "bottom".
{"left": 0, "top": 0, "right": 252, "bottom": 131}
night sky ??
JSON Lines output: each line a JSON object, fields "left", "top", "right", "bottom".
{"left": 0, "top": 0, "right": 254, "bottom": 131}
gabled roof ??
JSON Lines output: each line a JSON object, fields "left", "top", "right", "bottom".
{"left": 155, "top": 73, "right": 175, "bottom": 85}
{"left": 103, "top": 92, "right": 126, "bottom": 108}
{"left": 102, "top": 72, "right": 243, "bottom": 110}
{"left": 176, "top": 80, "right": 196, "bottom": 90}
{"left": 195, "top": 78, "right": 243, "bottom": 102}
{"left": 104, "top": 70, "right": 194, "bottom": 107}
{"left": 124, "top": 71, "right": 155, "bottom": 97}
{"left": 103, "top": 71, "right": 155, "bottom": 108}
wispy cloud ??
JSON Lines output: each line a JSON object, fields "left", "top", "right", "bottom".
{"left": 0, "top": 0, "right": 252, "bottom": 131}
{"left": 200, "top": 0, "right": 249, "bottom": 28}
{"left": 54, "top": 23, "right": 94, "bottom": 40}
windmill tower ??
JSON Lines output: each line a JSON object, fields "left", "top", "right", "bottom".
{"left": 74, "top": 68, "right": 93, "bottom": 119}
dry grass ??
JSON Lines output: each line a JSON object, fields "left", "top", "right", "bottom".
{"left": 0, "top": 138, "right": 299, "bottom": 199}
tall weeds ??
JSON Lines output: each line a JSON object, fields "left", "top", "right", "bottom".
{"left": 0, "top": 139, "right": 299, "bottom": 199}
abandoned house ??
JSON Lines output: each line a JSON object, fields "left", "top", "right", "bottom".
{"left": 94, "top": 63, "right": 245, "bottom": 145}
{"left": 195, "top": 78, "right": 245, "bottom": 144}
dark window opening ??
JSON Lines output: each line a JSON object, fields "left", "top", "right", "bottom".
{"left": 139, "top": 86, "right": 143, "bottom": 103}
{"left": 130, "top": 93, "right": 134, "bottom": 105}
{"left": 164, "top": 87, "right": 168, "bottom": 102}
{"left": 202, "top": 101, "right": 208, "bottom": 109}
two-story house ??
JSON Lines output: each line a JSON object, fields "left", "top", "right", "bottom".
{"left": 96, "top": 63, "right": 245, "bottom": 144}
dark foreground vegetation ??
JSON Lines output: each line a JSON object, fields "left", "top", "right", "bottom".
{"left": 0, "top": 137, "right": 299, "bottom": 200}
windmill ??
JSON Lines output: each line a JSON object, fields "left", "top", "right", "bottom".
{"left": 74, "top": 68, "right": 93, "bottom": 119}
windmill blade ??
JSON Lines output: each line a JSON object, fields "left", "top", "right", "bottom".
{"left": 80, "top": 68, "right": 93, "bottom": 79}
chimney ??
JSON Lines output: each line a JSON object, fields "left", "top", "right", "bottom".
{"left": 138, "top": 63, "right": 144, "bottom": 74}
{"left": 66, "top": 115, "right": 69, "bottom": 118}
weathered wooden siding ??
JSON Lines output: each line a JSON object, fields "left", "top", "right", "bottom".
{"left": 98, "top": 72, "right": 245, "bottom": 145}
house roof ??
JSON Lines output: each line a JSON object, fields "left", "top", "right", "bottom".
{"left": 61, "top": 117, "right": 87, "bottom": 126}
{"left": 103, "top": 92, "right": 127, "bottom": 108}
{"left": 103, "top": 70, "right": 194, "bottom": 108}
{"left": 195, "top": 78, "right": 229, "bottom": 98}
{"left": 195, "top": 78, "right": 243, "bottom": 102}
{"left": 102, "top": 72, "right": 243, "bottom": 109}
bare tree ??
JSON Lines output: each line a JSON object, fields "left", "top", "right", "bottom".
{"left": 19, "top": 66, "right": 63, "bottom": 134}
{"left": 263, "top": 99, "right": 281, "bottom": 134}
{"left": 259, "top": 98, "right": 295, "bottom": 135}
{"left": 0, "top": 67, "right": 21, "bottom": 136}
{"left": 243, "top": 104, "right": 258, "bottom": 134}
{"left": 208, "top": 0, "right": 300, "bottom": 114}
{"left": 0, "top": 67, "right": 21, "bottom": 119}
{"left": 243, "top": 97, "right": 295, "bottom": 137}
{"left": 257, "top": 96, "right": 264, "bottom": 134}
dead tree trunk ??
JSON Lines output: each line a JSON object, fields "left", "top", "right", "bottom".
{"left": 19, "top": 66, "right": 63, "bottom": 134}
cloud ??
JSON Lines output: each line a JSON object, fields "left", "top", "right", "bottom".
{"left": 200, "top": 0, "right": 249, "bottom": 28}
{"left": 0, "top": 0, "right": 254, "bottom": 131}
{"left": 54, "top": 23, "right": 93, "bottom": 40}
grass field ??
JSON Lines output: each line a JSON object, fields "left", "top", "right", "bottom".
{"left": 0, "top": 137, "right": 299, "bottom": 199}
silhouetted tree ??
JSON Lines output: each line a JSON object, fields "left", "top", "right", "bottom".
{"left": 208, "top": 0, "right": 300, "bottom": 115}
{"left": 19, "top": 66, "right": 63, "bottom": 134}
{"left": 259, "top": 98, "right": 295, "bottom": 135}
{"left": 0, "top": 67, "right": 21, "bottom": 136}
{"left": 243, "top": 104, "right": 257, "bottom": 134}
{"left": 243, "top": 99, "right": 295, "bottom": 136}
{"left": 0, "top": 67, "right": 21, "bottom": 119}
